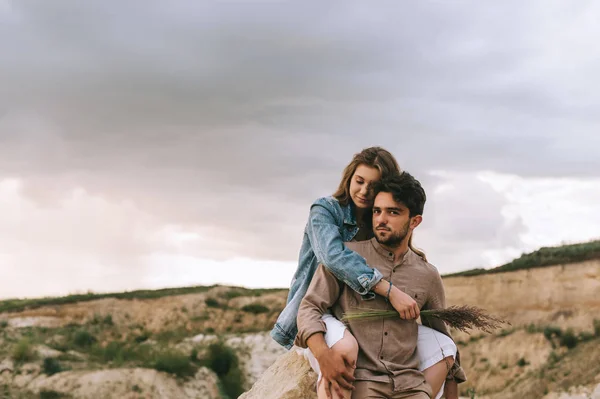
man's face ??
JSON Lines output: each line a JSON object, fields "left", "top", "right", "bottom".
{"left": 372, "top": 192, "right": 421, "bottom": 248}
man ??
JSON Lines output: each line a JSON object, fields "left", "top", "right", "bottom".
{"left": 295, "top": 172, "right": 465, "bottom": 398}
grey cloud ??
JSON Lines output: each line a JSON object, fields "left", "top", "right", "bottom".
{"left": 0, "top": 1, "right": 599, "bottom": 278}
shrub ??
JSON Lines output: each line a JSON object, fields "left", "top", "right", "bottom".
{"left": 92, "top": 341, "right": 152, "bottom": 365}
{"left": 11, "top": 339, "right": 35, "bottom": 363}
{"left": 517, "top": 357, "right": 529, "bottom": 367}
{"left": 594, "top": 319, "right": 600, "bottom": 337}
{"left": 204, "top": 298, "right": 221, "bottom": 308}
{"left": 134, "top": 332, "right": 150, "bottom": 343}
{"left": 43, "top": 357, "right": 63, "bottom": 376}
{"left": 526, "top": 323, "right": 539, "bottom": 334}
{"left": 40, "top": 390, "right": 64, "bottom": 399}
{"left": 578, "top": 331, "right": 594, "bottom": 342}
{"left": 90, "top": 313, "right": 113, "bottom": 326}
{"left": 153, "top": 350, "right": 196, "bottom": 378}
{"left": 222, "top": 290, "right": 245, "bottom": 300}
{"left": 189, "top": 348, "right": 198, "bottom": 362}
{"left": 206, "top": 342, "right": 237, "bottom": 377}
{"left": 204, "top": 342, "right": 245, "bottom": 398}
{"left": 97, "top": 341, "right": 126, "bottom": 363}
{"left": 73, "top": 330, "right": 97, "bottom": 348}
{"left": 221, "top": 364, "right": 245, "bottom": 398}
{"left": 0, "top": 320, "right": 8, "bottom": 329}
{"left": 548, "top": 351, "right": 561, "bottom": 365}
{"left": 241, "top": 303, "right": 269, "bottom": 314}
{"left": 559, "top": 329, "right": 578, "bottom": 349}
{"left": 543, "top": 326, "right": 562, "bottom": 341}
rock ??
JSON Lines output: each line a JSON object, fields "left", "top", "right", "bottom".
{"left": 182, "top": 367, "right": 221, "bottom": 398}
{"left": 225, "top": 332, "right": 287, "bottom": 388}
{"left": 239, "top": 348, "right": 317, "bottom": 399}
{"left": 542, "top": 383, "right": 600, "bottom": 399}
{"left": 35, "top": 345, "right": 63, "bottom": 359}
{"left": 17, "top": 367, "right": 221, "bottom": 399}
{"left": 7, "top": 316, "right": 64, "bottom": 328}
{"left": 0, "top": 359, "right": 14, "bottom": 385}
{"left": 66, "top": 350, "right": 87, "bottom": 361}
{"left": 0, "top": 359, "right": 14, "bottom": 374}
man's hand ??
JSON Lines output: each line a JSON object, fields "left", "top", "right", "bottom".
{"left": 315, "top": 347, "right": 355, "bottom": 399}
{"left": 389, "top": 285, "right": 419, "bottom": 319}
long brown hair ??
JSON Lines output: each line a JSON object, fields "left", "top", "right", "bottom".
{"left": 332, "top": 146, "right": 427, "bottom": 261}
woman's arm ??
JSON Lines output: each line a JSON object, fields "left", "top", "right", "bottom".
{"left": 306, "top": 200, "right": 382, "bottom": 295}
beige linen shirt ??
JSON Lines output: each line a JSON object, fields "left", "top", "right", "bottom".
{"left": 295, "top": 238, "right": 466, "bottom": 393}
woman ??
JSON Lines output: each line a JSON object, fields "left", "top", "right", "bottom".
{"left": 271, "top": 147, "right": 463, "bottom": 399}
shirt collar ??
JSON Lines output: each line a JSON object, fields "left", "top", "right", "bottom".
{"left": 370, "top": 238, "right": 413, "bottom": 263}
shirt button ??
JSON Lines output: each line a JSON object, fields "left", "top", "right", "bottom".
{"left": 384, "top": 332, "right": 388, "bottom": 336}
{"left": 389, "top": 252, "right": 393, "bottom": 256}
{"left": 380, "top": 356, "right": 384, "bottom": 360}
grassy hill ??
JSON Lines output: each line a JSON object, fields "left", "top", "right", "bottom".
{"left": 0, "top": 286, "right": 284, "bottom": 315}
{"left": 443, "top": 239, "right": 600, "bottom": 278}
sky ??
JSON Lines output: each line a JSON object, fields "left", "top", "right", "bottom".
{"left": 1, "top": 1, "right": 599, "bottom": 299}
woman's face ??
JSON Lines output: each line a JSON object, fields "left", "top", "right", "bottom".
{"left": 349, "top": 164, "right": 381, "bottom": 209}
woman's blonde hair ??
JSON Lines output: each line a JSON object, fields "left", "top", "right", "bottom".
{"left": 332, "top": 146, "right": 427, "bottom": 261}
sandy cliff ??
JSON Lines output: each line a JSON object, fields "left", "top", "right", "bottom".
{"left": 444, "top": 259, "right": 600, "bottom": 332}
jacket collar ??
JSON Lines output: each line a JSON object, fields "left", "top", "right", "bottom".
{"left": 342, "top": 201, "right": 358, "bottom": 226}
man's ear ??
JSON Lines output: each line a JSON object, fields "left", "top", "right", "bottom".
{"left": 410, "top": 215, "right": 423, "bottom": 229}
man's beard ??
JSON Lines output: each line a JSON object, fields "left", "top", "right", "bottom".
{"left": 375, "top": 221, "right": 410, "bottom": 248}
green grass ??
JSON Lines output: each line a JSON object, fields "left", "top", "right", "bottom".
{"left": 11, "top": 338, "right": 36, "bottom": 363}
{"left": 90, "top": 341, "right": 153, "bottom": 365}
{"left": 204, "top": 298, "right": 222, "bottom": 308}
{"left": 72, "top": 330, "right": 97, "bottom": 348}
{"left": 240, "top": 304, "right": 269, "bottom": 314}
{"left": 152, "top": 349, "right": 196, "bottom": 378}
{"left": 444, "top": 240, "right": 600, "bottom": 278}
{"left": 89, "top": 313, "right": 114, "bottom": 326}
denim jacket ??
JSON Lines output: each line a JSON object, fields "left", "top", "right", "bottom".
{"left": 270, "top": 196, "right": 384, "bottom": 349}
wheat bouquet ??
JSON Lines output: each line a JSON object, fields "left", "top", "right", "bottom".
{"left": 342, "top": 305, "right": 509, "bottom": 334}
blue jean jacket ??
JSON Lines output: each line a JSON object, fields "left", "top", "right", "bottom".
{"left": 270, "top": 196, "right": 384, "bottom": 349}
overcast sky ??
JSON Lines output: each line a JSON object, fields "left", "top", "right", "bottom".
{"left": 1, "top": 1, "right": 599, "bottom": 299}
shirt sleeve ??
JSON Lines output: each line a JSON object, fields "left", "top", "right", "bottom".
{"left": 306, "top": 199, "right": 383, "bottom": 295}
{"left": 422, "top": 271, "right": 468, "bottom": 384}
{"left": 294, "top": 264, "right": 343, "bottom": 348}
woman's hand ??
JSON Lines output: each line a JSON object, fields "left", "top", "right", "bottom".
{"left": 389, "top": 285, "right": 420, "bottom": 319}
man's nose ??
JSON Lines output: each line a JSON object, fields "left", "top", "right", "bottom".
{"left": 375, "top": 213, "right": 387, "bottom": 224}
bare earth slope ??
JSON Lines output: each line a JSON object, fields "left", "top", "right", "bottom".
{"left": 1, "top": 259, "right": 599, "bottom": 398}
